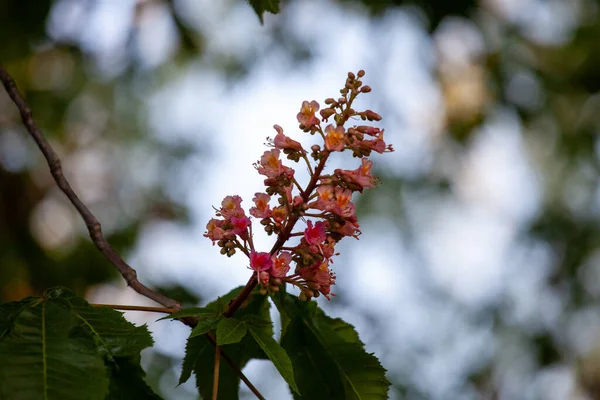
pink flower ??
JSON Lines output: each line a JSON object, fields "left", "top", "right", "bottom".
{"left": 297, "top": 100, "right": 320, "bottom": 127}
{"left": 255, "top": 149, "right": 295, "bottom": 179}
{"left": 270, "top": 252, "right": 292, "bottom": 278}
{"left": 250, "top": 193, "right": 272, "bottom": 218}
{"left": 335, "top": 158, "right": 378, "bottom": 192}
{"left": 231, "top": 216, "right": 251, "bottom": 236}
{"left": 272, "top": 206, "right": 287, "bottom": 224}
{"left": 324, "top": 124, "right": 345, "bottom": 152}
{"left": 349, "top": 129, "right": 393, "bottom": 155}
{"left": 220, "top": 195, "right": 245, "bottom": 219}
{"left": 332, "top": 187, "right": 355, "bottom": 217}
{"left": 297, "top": 260, "right": 336, "bottom": 300}
{"left": 331, "top": 217, "right": 361, "bottom": 238}
{"left": 308, "top": 186, "right": 355, "bottom": 217}
{"left": 272, "top": 125, "right": 304, "bottom": 152}
{"left": 304, "top": 220, "right": 327, "bottom": 245}
{"left": 308, "top": 185, "right": 336, "bottom": 212}
{"left": 204, "top": 218, "right": 226, "bottom": 243}
{"left": 250, "top": 251, "right": 273, "bottom": 272}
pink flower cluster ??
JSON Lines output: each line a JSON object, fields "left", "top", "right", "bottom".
{"left": 204, "top": 70, "right": 393, "bottom": 300}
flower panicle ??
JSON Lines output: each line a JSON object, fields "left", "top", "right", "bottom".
{"left": 204, "top": 70, "right": 393, "bottom": 300}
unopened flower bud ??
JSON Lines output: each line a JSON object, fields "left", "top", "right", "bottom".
{"left": 338, "top": 97, "right": 346, "bottom": 104}
{"left": 324, "top": 97, "right": 336, "bottom": 105}
{"left": 348, "top": 71, "right": 355, "bottom": 79}
{"left": 365, "top": 110, "right": 382, "bottom": 121}
{"left": 260, "top": 287, "right": 268, "bottom": 295}
{"left": 320, "top": 108, "right": 336, "bottom": 120}
{"left": 361, "top": 85, "right": 371, "bottom": 93}
{"left": 311, "top": 144, "right": 321, "bottom": 152}
{"left": 357, "top": 69, "right": 365, "bottom": 77}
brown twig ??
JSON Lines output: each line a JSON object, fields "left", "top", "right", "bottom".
{"left": 212, "top": 341, "right": 221, "bottom": 400}
{"left": 205, "top": 332, "right": 265, "bottom": 400}
{"left": 0, "top": 65, "right": 180, "bottom": 310}
{"left": 91, "top": 304, "right": 179, "bottom": 314}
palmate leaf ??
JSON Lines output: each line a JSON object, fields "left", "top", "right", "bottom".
{"left": 245, "top": 317, "right": 299, "bottom": 394}
{"left": 216, "top": 317, "right": 247, "bottom": 345}
{"left": 107, "top": 355, "right": 162, "bottom": 400}
{"left": 274, "top": 292, "right": 391, "bottom": 400}
{"left": 179, "top": 286, "right": 272, "bottom": 399}
{"left": 0, "top": 287, "right": 159, "bottom": 400}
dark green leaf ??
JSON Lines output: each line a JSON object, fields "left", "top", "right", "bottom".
{"left": 246, "top": 322, "right": 299, "bottom": 394}
{"left": 0, "top": 287, "right": 156, "bottom": 400}
{"left": 189, "top": 315, "right": 222, "bottom": 338}
{"left": 216, "top": 317, "right": 247, "bottom": 345}
{"left": 205, "top": 286, "right": 244, "bottom": 314}
{"left": 179, "top": 334, "right": 213, "bottom": 385}
{"left": 180, "top": 288, "right": 272, "bottom": 399}
{"left": 46, "top": 287, "right": 154, "bottom": 359}
{"left": 247, "top": 0, "right": 281, "bottom": 24}
{"left": 0, "top": 294, "right": 109, "bottom": 399}
{"left": 107, "top": 356, "right": 162, "bottom": 399}
{"left": 275, "top": 293, "right": 390, "bottom": 399}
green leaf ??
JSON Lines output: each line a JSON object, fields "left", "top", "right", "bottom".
{"left": 107, "top": 356, "right": 162, "bottom": 399}
{"left": 0, "top": 287, "right": 156, "bottom": 400}
{"left": 189, "top": 315, "right": 222, "bottom": 338}
{"left": 180, "top": 288, "right": 272, "bottom": 399}
{"left": 179, "top": 334, "right": 213, "bottom": 386}
{"left": 275, "top": 293, "right": 390, "bottom": 399}
{"left": 246, "top": 0, "right": 281, "bottom": 24}
{"left": 205, "top": 286, "right": 244, "bottom": 314}
{"left": 216, "top": 317, "right": 247, "bottom": 345}
{"left": 156, "top": 307, "right": 216, "bottom": 321}
{"left": 246, "top": 322, "right": 299, "bottom": 394}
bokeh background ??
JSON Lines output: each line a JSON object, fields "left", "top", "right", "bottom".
{"left": 2, "top": 0, "right": 600, "bottom": 398}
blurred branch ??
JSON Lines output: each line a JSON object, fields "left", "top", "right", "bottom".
{"left": 0, "top": 64, "right": 181, "bottom": 310}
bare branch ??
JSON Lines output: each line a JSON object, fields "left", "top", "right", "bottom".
{"left": 0, "top": 65, "right": 267, "bottom": 398}
{"left": 0, "top": 65, "right": 180, "bottom": 310}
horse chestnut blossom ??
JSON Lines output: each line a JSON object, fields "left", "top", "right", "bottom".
{"left": 204, "top": 70, "right": 393, "bottom": 300}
